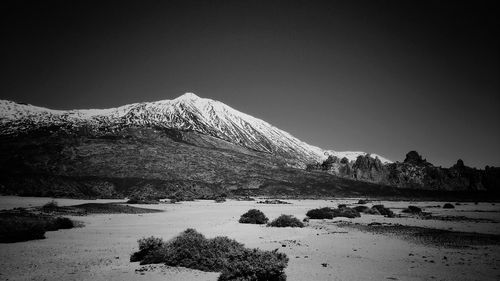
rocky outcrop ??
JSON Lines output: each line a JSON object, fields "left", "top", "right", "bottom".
{"left": 310, "top": 151, "right": 499, "bottom": 193}
{"left": 308, "top": 154, "right": 389, "bottom": 184}
{"left": 352, "top": 155, "right": 388, "bottom": 183}
{"left": 403, "top": 150, "right": 431, "bottom": 166}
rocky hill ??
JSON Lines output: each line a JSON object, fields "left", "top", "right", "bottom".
{"left": 308, "top": 151, "right": 499, "bottom": 194}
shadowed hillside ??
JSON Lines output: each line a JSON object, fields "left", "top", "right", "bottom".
{"left": 1, "top": 127, "right": 497, "bottom": 200}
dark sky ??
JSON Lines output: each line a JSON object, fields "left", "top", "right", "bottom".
{"left": 1, "top": 0, "right": 499, "bottom": 168}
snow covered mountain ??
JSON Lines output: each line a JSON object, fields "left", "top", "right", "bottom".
{"left": 0, "top": 93, "right": 391, "bottom": 165}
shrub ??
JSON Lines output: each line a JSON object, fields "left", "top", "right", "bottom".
{"left": 161, "top": 230, "right": 246, "bottom": 271}
{"left": 402, "top": 205, "right": 422, "bottom": 214}
{"left": 130, "top": 229, "right": 288, "bottom": 281}
{"left": 0, "top": 214, "right": 74, "bottom": 243}
{"left": 353, "top": 206, "right": 370, "bottom": 213}
{"left": 268, "top": 215, "right": 304, "bottom": 228}
{"left": 307, "top": 207, "right": 360, "bottom": 219}
{"left": 357, "top": 199, "right": 368, "bottom": 204}
{"left": 372, "top": 205, "right": 395, "bottom": 217}
{"left": 46, "top": 217, "right": 74, "bottom": 231}
{"left": 306, "top": 207, "right": 335, "bottom": 219}
{"left": 337, "top": 204, "right": 347, "bottom": 209}
{"left": 443, "top": 203, "right": 455, "bottom": 209}
{"left": 239, "top": 209, "right": 269, "bottom": 224}
{"left": 332, "top": 207, "right": 360, "bottom": 218}
{"left": 257, "top": 199, "right": 290, "bottom": 204}
{"left": 130, "top": 236, "right": 165, "bottom": 263}
{"left": 366, "top": 208, "right": 381, "bottom": 215}
{"left": 0, "top": 219, "right": 46, "bottom": 243}
{"left": 219, "top": 248, "right": 288, "bottom": 281}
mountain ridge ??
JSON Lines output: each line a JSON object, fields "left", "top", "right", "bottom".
{"left": 0, "top": 93, "right": 391, "bottom": 165}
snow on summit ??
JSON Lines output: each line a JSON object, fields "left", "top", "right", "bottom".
{"left": 0, "top": 93, "right": 391, "bottom": 164}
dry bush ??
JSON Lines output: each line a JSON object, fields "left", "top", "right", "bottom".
{"left": 239, "top": 209, "right": 268, "bottom": 224}
{"left": 268, "top": 215, "right": 304, "bottom": 227}
{"left": 130, "top": 229, "right": 288, "bottom": 281}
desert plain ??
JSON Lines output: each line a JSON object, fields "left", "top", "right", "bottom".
{"left": 0, "top": 196, "right": 499, "bottom": 281}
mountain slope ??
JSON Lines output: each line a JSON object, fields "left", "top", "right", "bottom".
{"left": 0, "top": 93, "right": 389, "bottom": 165}
{"left": 0, "top": 125, "right": 403, "bottom": 199}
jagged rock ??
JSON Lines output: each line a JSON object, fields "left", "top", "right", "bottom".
{"left": 455, "top": 159, "right": 465, "bottom": 168}
{"left": 340, "top": 157, "right": 349, "bottom": 164}
{"left": 404, "top": 151, "right": 430, "bottom": 166}
{"left": 307, "top": 149, "right": 498, "bottom": 193}
{"left": 352, "top": 155, "right": 388, "bottom": 183}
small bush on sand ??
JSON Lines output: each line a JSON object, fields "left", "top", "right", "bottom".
{"left": 239, "top": 209, "right": 269, "bottom": 224}
{"left": 257, "top": 199, "right": 290, "bottom": 204}
{"left": 402, "top": 205, "right": 422, "bottom": 214}
{"left": 357, "top": 199, "right": 368, "bottom": 204}
{"left": 161, "top": 230, "right": 246, "bottom": 271}
{"left": 443, "top": 203, "right": 455, "bottom": 209}
{"left": 219, "top": 248, "right": 288, "bottom": 281}
{"left": 353, "top": 206, "right": 370, "bottom": 213}
{"left": 307, "top": 207, "right": 360, "bottom": 219}
{"left": 130, "top": 236, "right": 165, "bottom": 262}
{"left": 268, "top": 215, "right": 304, "bottom": 228}
{"left": 354, "top": 206, "right": 381, "bottom": 215}
{"left": 130, "top": 229, "right": 288, "bottom": 281}
{"left": 0, "top": 213, "right": 75, "bottom": 243}
{"left": 306, "top": 207, "right": 335, "bottom": 219}
{"left": 333, "top": 207, "right": 360, "bottom": 218}
{"left": 46, "top": 217, "right": 74, "bottom": 230}
{"left": 372, "top": 205, "right": 395, "bottom": 217}
{"left": 0, "top": 219, "right": 46, "bottom": 242}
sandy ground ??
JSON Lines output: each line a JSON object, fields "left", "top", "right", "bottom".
{"left": 1, "top": 197, "right": 500, "bottom": 281}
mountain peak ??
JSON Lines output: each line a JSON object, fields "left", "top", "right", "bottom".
{"left": 175, "top": 92, "right": 200, "bottom": 101}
